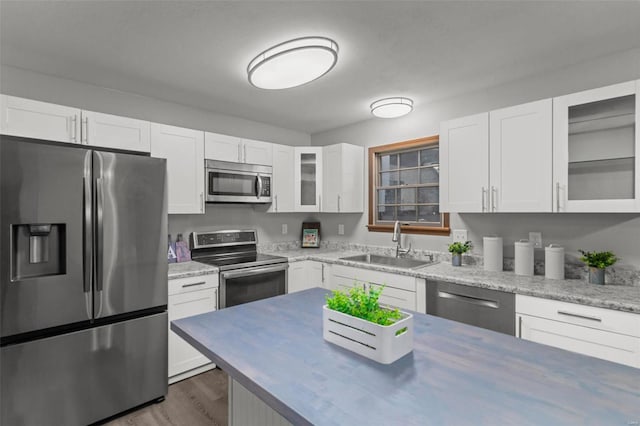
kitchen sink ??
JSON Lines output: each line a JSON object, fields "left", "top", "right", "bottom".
{"left": 339, "top": 253, "right": 436, "bottom": 269}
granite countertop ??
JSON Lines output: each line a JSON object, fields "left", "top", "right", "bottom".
{"left": 168, "top": 261, "right": 218, "bottom": 279}
{"left": 263, "top": 248, "right": 640, "bottom": 314}
{"left": 171, "top": 288, "right": 640, "bottom": 425}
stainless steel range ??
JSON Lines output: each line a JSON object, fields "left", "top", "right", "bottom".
{"left": 190, "top": 230, "right": 288, "bottom": 308}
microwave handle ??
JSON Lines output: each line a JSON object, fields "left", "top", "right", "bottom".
{"left": 256, "top": 175, "right": 263, "bottom": 200}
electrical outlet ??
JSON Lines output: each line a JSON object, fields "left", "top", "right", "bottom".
{"left": 282, "top": 224, "right": 288, "bottom": 235}
{"left": 452, "top": 229, "right": 467, "bottom": 243}
{"left": 529, "top": 232, "right": 542, "bottom": 248}
{"left": 338, "top": 224, "right": 345, "bottom": 235}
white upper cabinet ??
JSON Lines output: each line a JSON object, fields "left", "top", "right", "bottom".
{"left": 243, "top": 139, "right": 273, "bottom": 166}
{"left": 82, "top": 110, "right": 150, "bottom": 152}
{"left": 0, "top": 95, "right": 150, "bottom": 152}
{"left": 322, "top": 143, "right": 364, "bottom": 213}
{"left": 150, "top": 123, "right": 205, "bottom": 214}
{"left": 268, "top": 143, "right": 295, "bottom": 213}
{"left": 553, "top": 80, "right": 640, "bottom": 212}
{"left": 294, "top": 147, "right": 323, "bottom": 212}
{"left": 440, "top": 100, "right": 552, "bottom": 213}
{"left": 440, "top": 112, "right": 489, "bottom": 213}
{"left": 204, "top": 132, "right": 272, "bottom": 165}
{"left": 489, "top": 99, "right": 552, "bottom": 212}
{"left": 0, "top": 95, "right": 81, "bottom": 144}
{"left": 205, "top": 132, "right": 243, "bottom": 162}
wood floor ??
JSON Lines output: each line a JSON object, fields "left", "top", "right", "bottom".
{"left": 102, "top": 369, "right": 228, "bottom": 426}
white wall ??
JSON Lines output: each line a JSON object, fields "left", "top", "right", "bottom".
{"left": 311, "top": 48, "right": 640, "bottom": 266}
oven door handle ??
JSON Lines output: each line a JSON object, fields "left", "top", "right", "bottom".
{"left": 221, "top": 264, "right": 289, "bottom": 280}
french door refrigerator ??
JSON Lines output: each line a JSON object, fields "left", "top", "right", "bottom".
{"left": 0, "top": 136, "right": 168, "bottom": 425}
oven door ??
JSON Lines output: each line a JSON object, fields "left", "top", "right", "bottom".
{"left": 219, "top": 264, "right": 288, "bottom": 308}
{"left": 206, "top": 168, "right": 272, "bottom": 203}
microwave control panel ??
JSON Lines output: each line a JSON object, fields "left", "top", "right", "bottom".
{"left": 261, "top": 177, "right": 271, "bottom": 196}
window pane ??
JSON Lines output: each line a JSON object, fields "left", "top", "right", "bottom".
{"left": 380, "top": 171, "right": 398, "bottom": 186}
{"left": 378, "top": 189, "right": 396, "bottom": 204}
{"left": 399, "top": 169, "right": 419, "bottom": 185}
{"left": 377, "top": 205, "right": 396, "bottom": 221}
{"left": 418, "top": 187, "right": 439, "bottom": 203}
{"left": 398, "top": 205, "right": 417, "bottom": 222}
{"left": 420, "top": 167, "right": 439, "bottom": 184}
{"left": 399, "top": 188, "right": 416, "bottom": 204}
{"left": 420, "top": 148, "right": 439, "bottom": 166}
{"left": 379, "top": 154, "right": 398, "bottom": 171}
{"left": 418, "top": 205, "right": 441, "bottom": 223}
{"left": 399, "top": 151, "right": 418, "bottom": 168}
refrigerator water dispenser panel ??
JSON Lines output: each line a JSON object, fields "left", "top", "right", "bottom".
{"left": 12, "top": 224, "right": 66, "bottom": 280}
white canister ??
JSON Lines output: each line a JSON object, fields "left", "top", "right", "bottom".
{"left": 545, "top": 245, "right": 565, "bottom": 280}
{"left": 515, "top": 240, "right": 535, "bottom": 276}
{"left": 483, "top": 237, "right": 503, "bottom": 272}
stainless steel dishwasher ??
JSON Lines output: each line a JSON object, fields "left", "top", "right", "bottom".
{"left": 426, "top": 281, "right": 515, "bottom": 335}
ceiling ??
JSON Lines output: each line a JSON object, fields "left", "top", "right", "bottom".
{"left": 1, "top": 1, "right": 639, "bottom": 134}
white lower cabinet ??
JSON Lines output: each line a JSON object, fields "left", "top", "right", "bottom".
{"left": 516, "top": 295, "right": 640, "bottom": 368}
{"left": 168, "top": 274, "right": 218, "bottom": 383}
{"left": 287, "top": 261, "right": 328, "bottom": 293}
{"left": 330, "top": 265, "right": 425, "bottom": 313}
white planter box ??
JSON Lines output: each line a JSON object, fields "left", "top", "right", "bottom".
{"left": 322, "top": 305, "right": 414, "bottom": 364}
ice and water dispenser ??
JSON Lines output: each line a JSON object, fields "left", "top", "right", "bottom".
{"left": 12, "top": 223, "right": 66, "bottom": 280}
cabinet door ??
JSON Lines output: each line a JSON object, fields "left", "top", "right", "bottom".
{"left": 288, "top": 261, "right": 325, "bottom": 293}
{"left": 553, "top": 80, "right": 640, "bottom": 212}
{"left": 322, "top": 144, "right": 342, "bottom": 212}
{"left": 204, "top": 132, "right": 242, "bottom": 162}
{"left": 268, "top": 143, "right": 295, "bottom": 213}
{"left": 243, "top": 139, "right": 273, "bottom": 165}
{"left": 518, "top": 314, "right": 640, "bottom": 368}
{"left": 168, "top": 286, "right": 217, "bottom": 378}
{"left": 0, "top": 95, "right": 80, "bottom": 143}
{"left": 489, "top": 99, "right": 552, "bottom": 212}
{"left": 150, "top": 123, "right": 205, "bottom": 214}
{"left": 340, "top": 144, "right": 364, "bottom": 212}
{"left": 82, "top": 110, "right": 150, "bottom": 152}
{"left": 322, "top": 144, "right": 364, "bottom": 213}
{"left": 294, "top": 147, "right": 323, "bottom": 212}
{"left": 440, "top": 113, "right": 489, "bottom": 212}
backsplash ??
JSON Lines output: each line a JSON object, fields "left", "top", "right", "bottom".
{"left": 260, "top": 240, "right": 640, "bottom": 286}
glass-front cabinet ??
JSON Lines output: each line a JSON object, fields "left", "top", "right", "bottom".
{"left": 294, "top": 147, "right": 323, "bottom": 212}
{"left": 553, "top": 80, "right": 640, "bottom": 212}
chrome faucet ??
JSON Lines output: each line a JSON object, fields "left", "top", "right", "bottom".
{"left": 392, "top": 221, "right": 411, "bottom": 258}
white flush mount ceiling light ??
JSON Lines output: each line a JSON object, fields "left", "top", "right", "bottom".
{"left": 370, "top": 97, "right": 414, "bottom": 118}
{"left": 247, "top": 36, "right": 339, "bottom": 90}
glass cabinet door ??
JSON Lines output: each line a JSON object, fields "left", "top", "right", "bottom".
{"left": 294, "top": 147, "right": 323, "bottom": 211}
{"left": 553, "top": 80, "right": 640, "bottom": 212}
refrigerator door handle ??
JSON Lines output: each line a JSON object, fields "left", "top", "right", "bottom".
{"left": 95, "top": 170, "right": 105, "bottom": 318}
{"left": 83, "top": 151, "right": 93, "bottom": 319}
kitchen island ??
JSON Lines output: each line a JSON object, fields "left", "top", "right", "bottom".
{"left": 171, "top": 288, "right": 640, "bottom": 425}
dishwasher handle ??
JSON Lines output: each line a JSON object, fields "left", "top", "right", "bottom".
{"left": 437, "top": 290, "right": 499, "bottom": 309}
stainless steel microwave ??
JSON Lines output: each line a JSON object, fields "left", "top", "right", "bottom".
{"left": 205, "top": 159, "right": 272, "bottom": 203}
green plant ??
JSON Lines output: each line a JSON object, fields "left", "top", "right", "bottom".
{"left": 579, "top": 250, "right": 617, "bottom": 269}
{"left": 326, "top": 284, "right": 402, "bottom": 326}
{"left": 448, "top": 241, "right": 472, "bottom": 255}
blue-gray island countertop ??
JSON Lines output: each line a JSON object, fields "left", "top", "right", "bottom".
{"left": 171, "top": 288, "right": 640, "bottom": 425}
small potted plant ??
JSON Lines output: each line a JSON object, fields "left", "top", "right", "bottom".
{"left": 448, "top": 241, "right": 472, "bottom": 266}
{"left": 323, "top": 285, "right": 413, "bottom": 364}
{"left": 579, "top": 249, "right": 617, "bottom": 285}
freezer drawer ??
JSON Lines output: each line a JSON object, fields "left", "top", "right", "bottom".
{"left": 1, "top": 312, "right": 168, "bottom": 426}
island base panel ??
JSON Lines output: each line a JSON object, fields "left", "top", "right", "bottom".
{"left": 229, "top": 379, "right": 292, "bottom": 426}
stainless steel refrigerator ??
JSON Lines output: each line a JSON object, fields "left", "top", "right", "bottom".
{"left": 1, "top": 136, "right": 168, "bottom": 425}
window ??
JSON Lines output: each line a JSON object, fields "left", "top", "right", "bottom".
{"left": 368, "top": 136, "right": 450, "bottom": 235}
